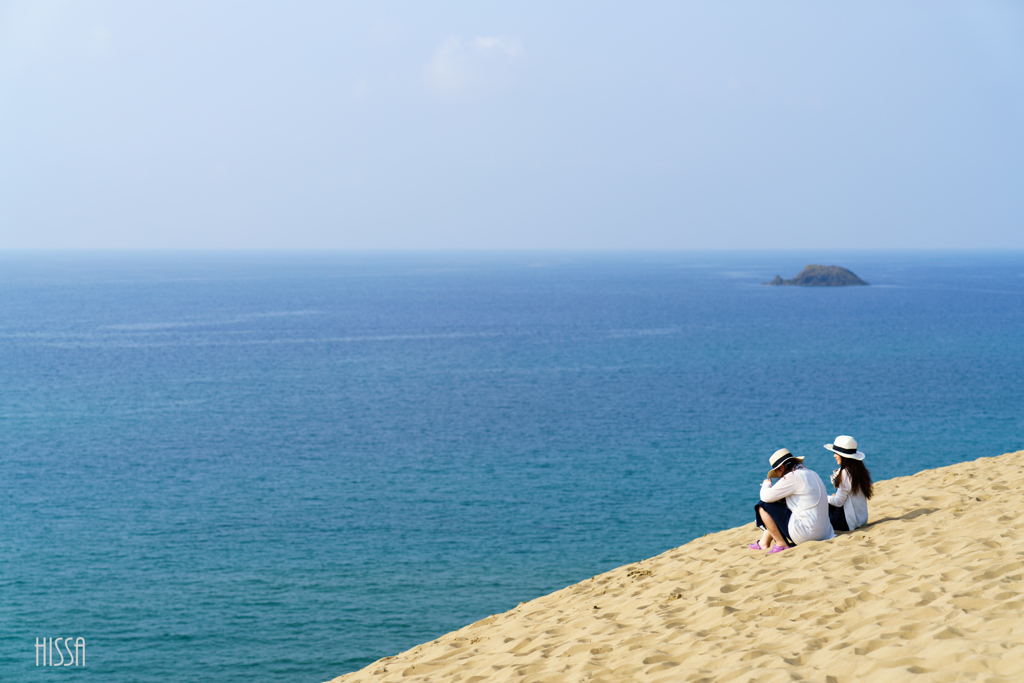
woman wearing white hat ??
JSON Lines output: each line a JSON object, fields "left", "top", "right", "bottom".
{"left": 751, "top": 448, "right": 835, "bottom": 553}
{"left": 825, "top": 435, "right": 873, "bottom": 532}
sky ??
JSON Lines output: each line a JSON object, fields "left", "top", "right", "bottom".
{"left": 1, "top": 1, "right": 1023, "bottom": 250}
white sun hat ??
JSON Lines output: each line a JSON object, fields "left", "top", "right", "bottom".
{"left": 824, "top": 435, "right": 865, "bottom": 460}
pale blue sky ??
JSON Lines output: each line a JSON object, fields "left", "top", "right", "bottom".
{"left": 2, "top": 1, "right": 1022, "bottom": 249}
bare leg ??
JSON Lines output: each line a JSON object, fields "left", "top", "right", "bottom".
{"left": 755, "top": 508, "right": 774, "bottom": 548}
{"left": 757, "top": 507, "right": 790, "bottom": 548}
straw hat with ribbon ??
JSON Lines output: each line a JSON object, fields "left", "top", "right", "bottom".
{"left": 767, "top": 448, "right": 804, "bottom": 479}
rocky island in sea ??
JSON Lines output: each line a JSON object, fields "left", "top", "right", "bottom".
{"left": 764, "top": 264, "right": 869, "bottom": 286}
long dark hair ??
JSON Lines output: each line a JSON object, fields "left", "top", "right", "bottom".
{"left": 838, "top": 457, "right": 873, "bottom": 499}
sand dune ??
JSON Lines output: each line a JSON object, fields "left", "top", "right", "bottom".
{"left": 327, "top": 450, "right": 1024, "bottom": 683}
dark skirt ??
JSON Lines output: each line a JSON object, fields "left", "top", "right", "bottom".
{"left": 829, "top": 503, "right": 850, "bottom": 532}
{"left": 755, "top": 500, "right": 795, "bottom": 546}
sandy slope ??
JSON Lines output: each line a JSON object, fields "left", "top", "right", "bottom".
{"left": 327, "top": 450, "right": 1024, "bottom": 683}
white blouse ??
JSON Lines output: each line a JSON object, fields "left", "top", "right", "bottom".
{"left": 760, "top": 467, "right": 835, "bottom": 544}
{"left": 828, "top": 469, "right": 869, "bottom": 531}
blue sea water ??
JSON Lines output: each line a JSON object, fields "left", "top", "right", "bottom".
{"left": 0, "top": 250, "right": 1022, "bottom": 682}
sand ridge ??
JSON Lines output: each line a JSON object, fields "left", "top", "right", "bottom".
{"left": 327, "top": 450, "right": 1024, "bottom": 683}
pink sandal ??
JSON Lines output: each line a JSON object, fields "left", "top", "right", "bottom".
{"left": 748, "top": 541, "right": 765, "bottom": 550}
{"left": 768, "top": 544, "right": 789, "bottom": 554}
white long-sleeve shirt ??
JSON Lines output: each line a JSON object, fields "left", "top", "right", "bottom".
{"left": 760, "top": 467, "right": 835, "bottom": 544}
{"left": 828, "top": 469, "right": 869, "bottom": 531}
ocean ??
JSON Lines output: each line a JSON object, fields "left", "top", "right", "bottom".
{"left": 1, "top": 250, "right": 1021, "bottom": 682}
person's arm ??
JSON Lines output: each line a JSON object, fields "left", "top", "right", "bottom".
{"left": 828, "top": 470, "right": 851, "bottom": 507}
{"left": 760, "top": 472, "right": 799, "bottom": 503}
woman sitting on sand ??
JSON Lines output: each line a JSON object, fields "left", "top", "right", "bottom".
{"left": 751, "top": 448, "right": 835, "bottom": 553}
{"left": 825, "top": 435, "right": 872, "bottom": 532}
